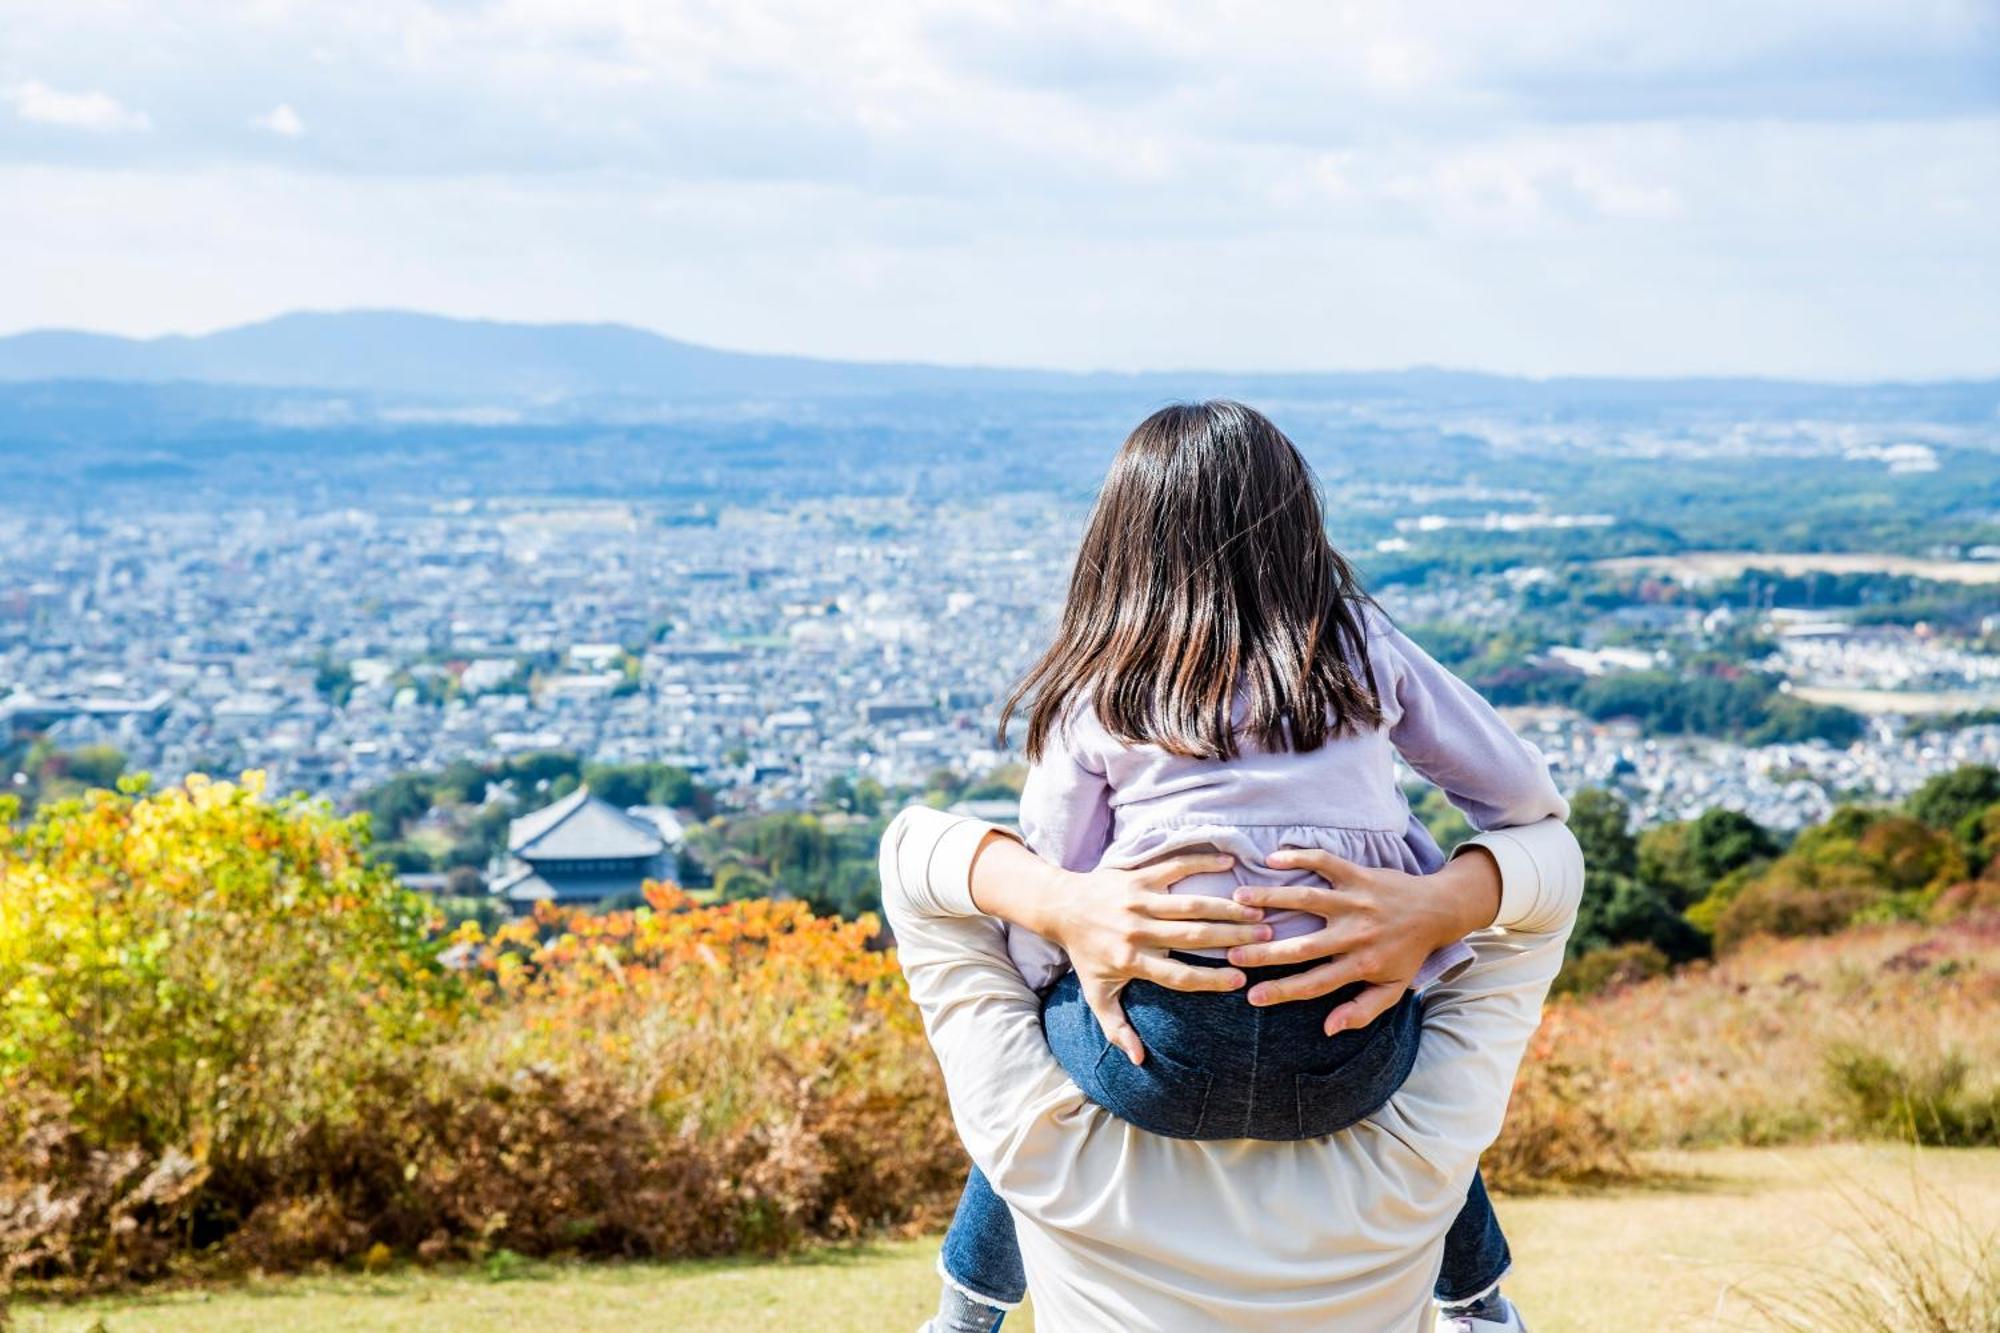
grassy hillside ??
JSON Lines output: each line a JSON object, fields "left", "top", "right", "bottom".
{"left": 1489, "top": 916, "right": 2000, "bottom": 1189}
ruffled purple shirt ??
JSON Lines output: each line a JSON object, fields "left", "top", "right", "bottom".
{"left": 1006, "top": 609, "right": 1571, "bottom": 993}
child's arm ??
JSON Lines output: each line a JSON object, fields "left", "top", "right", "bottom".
{"left": 997, "top": 724, "right": 1117, "bottom": 994}
{"left": 1016, "top": 724, "right": 1116, "bottom": 875}
{"left": 1374, "top": 617, "right": 1570, "bottom": 836}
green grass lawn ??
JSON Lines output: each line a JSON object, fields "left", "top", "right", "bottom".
{"left": 11, "top": 1146, "right": 1998, "bottom": 1333}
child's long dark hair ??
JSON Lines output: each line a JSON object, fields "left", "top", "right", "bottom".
{"left": 1001, "top": 400, "right": 1381, "bottom": 762}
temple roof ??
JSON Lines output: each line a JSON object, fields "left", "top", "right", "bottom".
{"left": 507, "top": 785, "right": 667, "bottom": 861}
{"left": 491, "top": 866, "right": 651, "bottom": 904}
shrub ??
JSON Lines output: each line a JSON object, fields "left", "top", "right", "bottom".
{"left": 1516, "top": 917, "right": 2000, "bottom": 1154}
{"left": 1485, "top": 1006, "right": 1634, "bottom": 1191}
{"left": 0, "top": 775, "right": 456, "bottom": 1282}
{"left": 1693, "top": 805, "right": 1974, "bottom": 950}
{"left": 1826, "top": 1047, "right": 2000, "bottom": 1147}
{"left": 0, "top": 779, "right": 960, "bottom": 1288}
{"left": 1551, "top": 941, "right": 1670, "bottom": 997}
{"left": 1933, "top": 873, "right": 2000, "bottom": 921}
{"left": 430, "top": 885, "right": 960, "bottom": 1259}
{"left": 7, "top": 776, "right": 1997, "bottom": 1291}
{"left": 1714, "top": 878, "right": 1880, "bottom": 952}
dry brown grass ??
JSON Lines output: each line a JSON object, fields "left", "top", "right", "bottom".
{"left": 1492, "top": 917, "right": 2000, "bottom": 1183}
{"left": 1743, "top": 1177, "right": 2000, "bottom": 1331}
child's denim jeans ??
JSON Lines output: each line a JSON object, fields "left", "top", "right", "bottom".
{"left": 940, "top": 955, "right": 1511, "bottom": 1308}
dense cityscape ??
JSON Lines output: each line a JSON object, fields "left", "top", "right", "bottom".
{"left": 5, "top": 481, "right": 1996, "bottom": 839}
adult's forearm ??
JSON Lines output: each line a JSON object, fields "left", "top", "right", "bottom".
{"left": 966, "top": 828, "right": 1062, "bottom": 935}
{"left": 1434, "top": 842, "right": 1503, "bottom": 941}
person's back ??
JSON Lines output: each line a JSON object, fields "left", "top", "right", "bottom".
{"left": 924, "top": 401, "right": 1559, "bottom": 1333}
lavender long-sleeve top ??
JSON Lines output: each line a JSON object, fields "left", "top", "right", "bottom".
{"left": 1006, "top": 608, "right": 1571, "bottom": 992}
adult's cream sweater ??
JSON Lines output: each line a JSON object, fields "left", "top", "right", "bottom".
{"left": 880, "top": 806, "right": 1583, "bottom": 1332}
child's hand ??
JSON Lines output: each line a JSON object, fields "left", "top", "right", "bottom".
{"left": 1043, "top": 853, "right": 1270, "bottom": 1065}
{"left": 1226, "top": 846, "right": 1503, "bottom": 1035}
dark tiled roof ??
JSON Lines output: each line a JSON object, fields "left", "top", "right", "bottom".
{"left": 492, "top": 867, "right": 653, "bottom": 904}
{"left": 507, "top": 785, "right": 666, "bottom": 861}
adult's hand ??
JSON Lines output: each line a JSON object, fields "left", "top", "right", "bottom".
{"left": 1224, "top": 846, "right": 1502, "bottom": 1036}
{"left": 1042, "top": 853, "right": 1271, "bottom": 1065}
{"left": 966, "top": 836, "right": 1269, "bottom": 1066}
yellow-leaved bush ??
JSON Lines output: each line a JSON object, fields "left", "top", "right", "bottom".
{"left": 0, "top": 777, "right": 958, "bottom": 1287}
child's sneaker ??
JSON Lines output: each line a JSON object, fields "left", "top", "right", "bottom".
{"left": 920, "top": 1281, "right": 1009, "bottom": 1333}
{"left": 1437, "top": 1293, "right": 1527, "bottom": 1331}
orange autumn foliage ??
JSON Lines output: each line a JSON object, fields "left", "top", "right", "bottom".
{"left": 0, "top": 778, "right": 957, "bottom": 1288}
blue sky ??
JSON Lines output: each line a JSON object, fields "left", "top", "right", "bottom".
{"left": 2, "top": 1, "right": 1996, "bottom": 378}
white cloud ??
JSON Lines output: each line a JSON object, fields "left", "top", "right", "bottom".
{"left": 0, "top": 1, "right": 1992, "bottom": 376}
{"left": 1389, "top": 137, "right": 1689, "bottom": 230}
{"left": 6, "top": 80, "right": 150, "bottom": 133}
{"left": 250, "top": 103, "right": 306, "bottom": 137}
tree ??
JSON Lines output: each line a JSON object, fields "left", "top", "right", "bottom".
{"left": 851, "top": 777, "right": 886, "bottom": 817}
{"left": 583, "top": 761, "right": 703, "bottom": 811}
{"left": 1637, "top": 808, "right": 1779, "bottom": 910}
{"left": 503, "top": 750, "right": 583, "bottom": 791}
{"left": 1908, "top": 764, "right": 2000, "bottom": 832}
{"left": 1908, "top": 765, "right": 2000, "bottom": 868}
{"left": 312, "top": 654, "right": 355, "bottom": 706}
{"left": 57, "top": 746, "right": 127, "bottom": 790}
{"left": 1409, "top": 786, "right": 1473, "bottom": 850}
{"left": 373, "top": 839, "right": 438, "bottom": 873}
{"left": 1571, "top": 871, "right": 1708, "bottom": 963}
{"left": 714, "top": 860, "right": 773, "bottom": 902}
{"left": 1568, "top": 787, "right": 1636, "bottom": 879}
{"left": 1562, "top": 787, "right": 1707, "bottom": 963}
{"left": 19, "top": 744, "right": 130, "bottom": 807}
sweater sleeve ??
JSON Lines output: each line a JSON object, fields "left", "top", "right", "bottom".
{"left": 1374, "top": 617, "right": 1570, "bottom": 831}
{"left": 877, "top": 806, "right": 1090, "bottom": 1196}
{"left": 1376, "top": 814, "right": 1584, "bottom": 1183}
{"left": 877, "top": 804, "right": 1007, "bottom": 920}
{"left": 1454, "top": 816, "right": 1586, "bottom": 934}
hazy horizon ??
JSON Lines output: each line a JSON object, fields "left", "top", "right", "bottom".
{"left": 6, "top": 306, "right": 1999, "bottom": 388}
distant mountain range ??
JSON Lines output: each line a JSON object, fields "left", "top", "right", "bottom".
{"left": 4, "top": 310, "right": 1996, "bottom": 415}
{"left": 0, "top": 311, "right": 1045, "bottom": 402}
